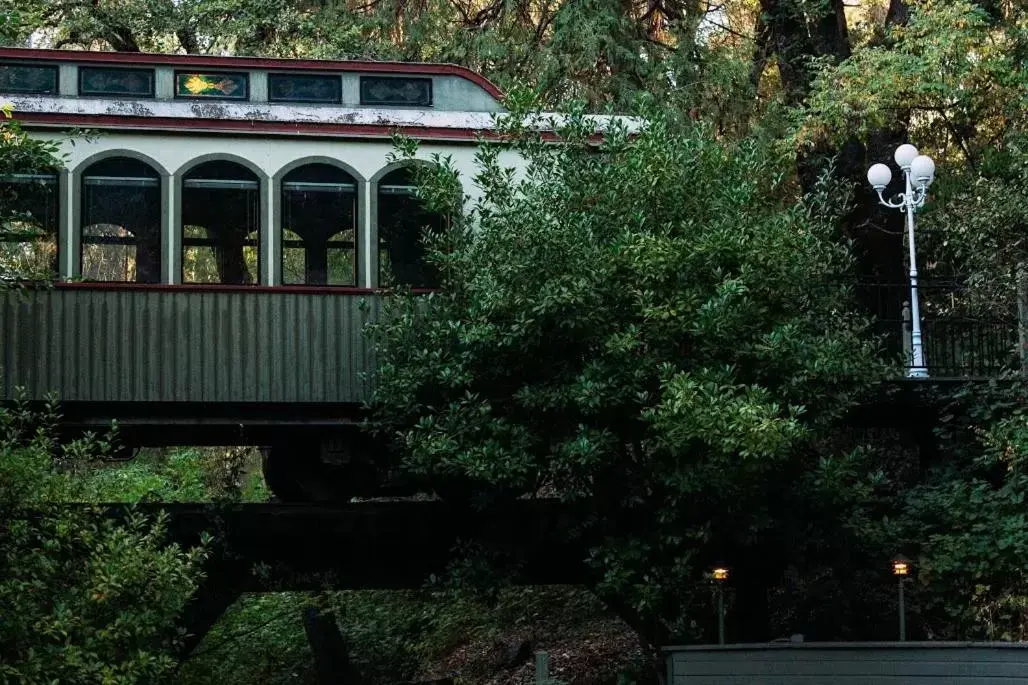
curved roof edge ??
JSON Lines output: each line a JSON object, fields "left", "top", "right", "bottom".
{"left": 0, "top": 47, "right": 505, "bottom": 100}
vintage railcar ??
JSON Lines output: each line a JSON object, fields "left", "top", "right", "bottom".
{"left": 0, "top": 48, "right": 626, "bottom": 500}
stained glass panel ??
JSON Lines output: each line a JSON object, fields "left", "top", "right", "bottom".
{"left": 360, "top": 76, "right": 432, "bottom": 107}
{"left": 269, "top": 74, "right": 341, "bottom": 104}
{"left": 0, "top": 64, "right": 58, "bottom": 95}
{"left": 79, "top": 67, "right": 154, "bottom": 97}
{"left": 175, "top": 72, "right": 248, "bottom": 99}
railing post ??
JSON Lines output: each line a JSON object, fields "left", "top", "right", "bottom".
{"left": 535, "top": 650, "right": 549, "bottom": 684}
{"left": 901, "top": 300, "right": 913, "bottom": 368}
{"left": 1018, "top": 263, "right": 1028, "bottom": 378}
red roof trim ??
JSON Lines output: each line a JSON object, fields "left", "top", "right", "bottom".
{"left": 0, "top": 47, "right": 504, "bottom": 99}
{"left": 11, "top": 111, "right": 585, "bottom": 142}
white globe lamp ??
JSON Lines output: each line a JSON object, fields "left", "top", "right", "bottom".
{"left": 894, "top": 144, "right": 919, "bottom": 169}
{"left": 910, "top": 155, "right": 936, "bottom": 187}
{"left": 867, "top": 163, "right": 893, "bottom": 190}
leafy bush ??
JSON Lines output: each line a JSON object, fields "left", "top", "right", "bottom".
{"left": 904, "top": 382, "right": 1028, "bottom": 640}
{"left": 176, "top": 593, "right": 319, "bottom": 685}
{"left": 368, "top": 101, "right": 886, "bottom": 645}
{"left": 0, "top": 397, "right": 208, "bottom": 684}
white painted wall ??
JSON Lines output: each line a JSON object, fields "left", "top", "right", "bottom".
{"left": 32, "top": 129, "right": 528, "bottom": 287}
{"left": 39, "top": 131, "right": 507, "bottom": 195}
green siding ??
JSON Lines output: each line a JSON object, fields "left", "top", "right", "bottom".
{"left": 0, "top": 288, "right": 378, "bottom": 403}
{"left": 665, "top": 643, "right": 1028, "bottom": 684}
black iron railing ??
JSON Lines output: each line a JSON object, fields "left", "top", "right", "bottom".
{"left": 856, "top": 281, "right": 1020, "bottom": 378}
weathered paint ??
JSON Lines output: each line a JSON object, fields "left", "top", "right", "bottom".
{"left": 1, "top": 94, "right": 639, "bottom": 137}
{"left": 3, "top": 94, "right": 508, "bottom": 130}
{"left": 0, "top": 287, "right": 379, "bottom": 403}
{"left": 664, "top": 642, "right": 1028, "bottom": 684}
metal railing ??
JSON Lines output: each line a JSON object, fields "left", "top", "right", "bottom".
{"left": 856, "top": 281, "right": 1020, "bottom": 379}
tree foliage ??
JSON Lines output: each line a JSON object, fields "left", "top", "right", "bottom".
{"left": 368, "top": 101, "right": 886, "bottom": 644}
{"left": 0, "top": 109, "right": 64, "bottom": 283}
{"left": 804, "top": 1, "right": 1028, "bottom": 309}
{"left": 0, "top": 111, "right": 207, "bottom": 683}
{"left": 0, "top": 398, "right": 209, "bottom": 684}
{"left": 6, "top": 0, "right": 1028, "bottom": 670}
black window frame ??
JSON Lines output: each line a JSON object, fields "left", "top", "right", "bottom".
{"left": 359, "top": 76, "right": 433, "bottom": 107}
{"left": 268, "top": 72, "right": 343, "bottom": 105}
{"left": 376, "top": 168, "right": 443, "bottom": 289}
{"left": 79, "top": 159, "right": 163, "bottom": 284}
{"left": 0, "top": 63, "right": 59, "bottom": 95}
{"left": 180, "top": 163, "right": 262, "bottom": 285}
{"left": 0, "top": 172, "right": 61, "bottom": 281}
{"left": 279, "top": 166, "right": 359, "bottom": 288}
{"left": 78, "top": 66, "right": 156, "bottom": 98}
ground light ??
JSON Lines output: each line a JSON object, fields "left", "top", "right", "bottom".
{"left": 892, "top": 554, "right": 911, "bottom": 641}
{"left": 712, "top": 566, "right": 729, "bottom": 645}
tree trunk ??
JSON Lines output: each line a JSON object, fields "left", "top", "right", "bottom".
{"left": 302, "top": 607, "right": 356, "bottom": 685}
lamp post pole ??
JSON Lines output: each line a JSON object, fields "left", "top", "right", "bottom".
{"left": 898, "top": 574, "right": 906, "bottom": 641}
{"left": 717, "top": 586, "right": 725, "bottom": 645}
{"left": 902, "top": 166, "right": 927, "bottom": 379}
{"left": 868, "top": 145, "right": 936, "bottom": 379}
{"left": 712, "top": 566, "right": 728, "bottom": 645}
{"left": 892, "top": 554, "right": 911, "bottom": 642}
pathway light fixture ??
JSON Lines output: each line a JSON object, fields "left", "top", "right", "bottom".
{"left": 712, "top": 565, "right": 729, "bottom": 645}
{"left": 892, "top": 553, "right": 912, "bottom": 641}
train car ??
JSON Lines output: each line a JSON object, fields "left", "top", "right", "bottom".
{"left": 0, "top": 47, "right": 629, "bottom": 501}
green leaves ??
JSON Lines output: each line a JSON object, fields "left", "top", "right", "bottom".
{"left": 368, "top": 104, "right": 883, "bottom": 644}
{"left": 0, "top": 400, "right": 208, "bottom": 683}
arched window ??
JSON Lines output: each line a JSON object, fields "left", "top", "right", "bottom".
{"left": 377, "top": 167, "right": 444, "bottom": 288}
{"left": 280, "top": 164, "right": 356, "bottom": 286}
{"left": 0, "top": 171, "right": 59, "bottom": 280}
{"left": 81, "top": 158, "right": 161, "bottom": 283}
{"left": 181, "top": 161, "right": 260, "bottom": 285}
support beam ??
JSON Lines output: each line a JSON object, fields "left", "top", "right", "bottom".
{"left": 100, "top": 501, "right": 587, "bottom": 591}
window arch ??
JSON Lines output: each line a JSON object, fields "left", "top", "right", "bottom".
{"left": 80, "top": 157, "right": 162, "bottom": 283}
{"left": 376, "top": 166, "right": 444, "bottom": 289}
{"left": 181, "top": 160, "right": 260, "bottom": 285}
{"left": 280, "top": 163, "right": 357, "bottom": 286}
{"left": 0, "top": 170, "right": 59, "bottom": 280}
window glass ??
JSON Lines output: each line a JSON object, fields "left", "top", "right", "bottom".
{"left": 280, "top": 164, "right": 356, "bottom": 286}
{"left": 377, "top": 167, "right": 443, "bottom": 288}
{"left": 79, "top": 67, "right": 155, "bottom": 97}
{"left": 360, "top": 76, "right": 432, "bottom": 106}
{"left": 81, "top": 158, "right": 161, "bottom": 283}
{"left": 181, "top": 161, "right": 260, "bottom": 285}
{"left": 0, "top": 172, "right": 59, "bottom": 281}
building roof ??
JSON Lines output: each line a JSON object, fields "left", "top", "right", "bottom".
{"left": 0, "top": 47, "right": 504, "bottom": 99}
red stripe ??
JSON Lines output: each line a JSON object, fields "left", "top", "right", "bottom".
{"left": 54, "top": 282, "right": 440, "bottom": 295}
{"left": 0, "top": 47, "right": 504, "bottom": 99}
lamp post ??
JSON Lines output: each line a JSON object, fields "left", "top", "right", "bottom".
{"left": 867, "top": 144, "right": 937, "bottom": 379}
{"left": 892, "top": 554, "right": 911, "bottom": 641}
{"left": 712, "top": 566, "right": 729, "bottom": 645}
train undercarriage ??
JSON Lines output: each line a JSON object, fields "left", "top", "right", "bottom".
{"left": 48, "top": 401, "right": 405, "bottom": 502}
